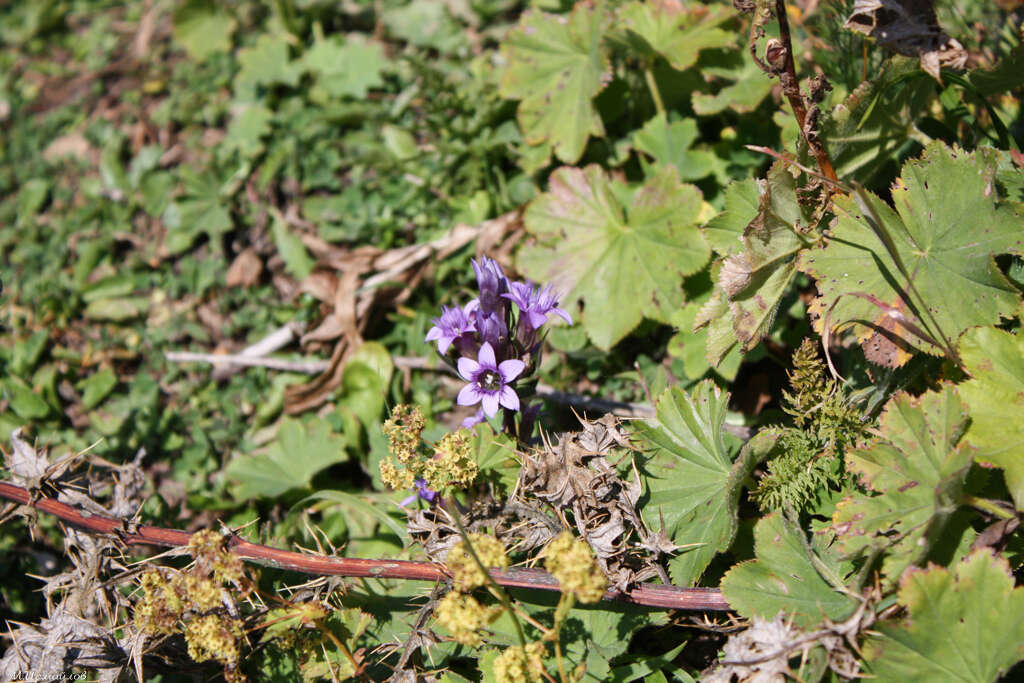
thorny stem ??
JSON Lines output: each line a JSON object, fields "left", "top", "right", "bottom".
{"left": 0, "top": 480, "right": 731, "bottom": 611}
{"left": 771, "top": 0, "right": 838, "bottom": 184}
{"left": 644, "top": 63, "right": 666, "bottom": 117}
{"left": 442, "top": 498, "right": 529, "bottom": 648}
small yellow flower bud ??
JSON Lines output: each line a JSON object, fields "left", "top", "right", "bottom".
{"left": 492, "top": 642, "right": 547, "bottom": 683}
{"left": 447, "top": 534, "right": 509, "bottom": 591}
{"left": 543, "top": 532, "right": 607, "bottom": 604}
{"left": 433, "top": 592, "right": 500, "bottom": 646}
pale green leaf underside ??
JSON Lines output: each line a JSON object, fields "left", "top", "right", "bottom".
{"left": 959, "top": 326, "right": 1024, "bottom": 508}
{"left": 519, "top": 164, "right": 708, "bottom": 349}
{"left": 721, "top": 512, "right": 857, "bottom": 628}
{"left": 801, "top": 143, "right": 1024, "bottom": 359}
{"left": 865, "top": 550, "right": 1024, "bottom": 681}
{"left": 499, "top": 4, "right": 610, "bottom": 164}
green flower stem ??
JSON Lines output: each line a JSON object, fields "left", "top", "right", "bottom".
{"left": 963, "top": 495, "right": 1016, "bottom": 520}
{"left": 442, "top": 499, "right": 528, "bottom": 648}
{"left": 644, "top": 63, "right": 666, "bottom": 118}
{"left": 550, "top": 591, "right": 575, "bottom": 683}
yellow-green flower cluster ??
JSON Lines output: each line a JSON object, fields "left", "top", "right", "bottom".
{"left": 187, "top": 529, "right": 248, "bottom": 588}
{"left": 543, "top": 532, "right": 608, "bottom": 604}
{"left": 447, "top": 534, "right": 509, "bottom": 591}
{"left": 134, "top": 529, "right": 254, "bottom": 675}
{"left": 134, "top": 569, "right": 184, "bottom": 635}
{"left": 382, "top": 404, "right": 425, "bottom": 462}
{"left": 185, "top": 613, "right": 243, "bottom": 665}
{"left": 492, "top": 642, "right": 547, "bottom": 683}
{"left": 422, "top": 430, "right": 478, "bottom": 489}
{"left": 433, "top": 592, "right": 501, "bottom": 646}
{"left": 379, "top": 405, "right": 478, "bottom": 495}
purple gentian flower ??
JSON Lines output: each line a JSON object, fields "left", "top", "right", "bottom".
{"left": 471, "top": 256, "right": 508, "bottom": 317}
{"left": 426, "top": 304, "right": 475, "bottom": 354}
{"left": 503, "top": 282, "right": 572, "bottom": 330}
{"left": 456, "top": 342, "right": 526, "bottom": 418}
{"left": 400, "top": 477, "right": 439, "bottom": 507}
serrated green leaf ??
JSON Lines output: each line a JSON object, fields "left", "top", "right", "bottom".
{"left": 691, "top": 51, "right": 774, "bottom": 115}
{"left": 617, "top": 0, "right": 734, "bottom": 72}
{"left": 302, "top": 34, "right": 389, "bottom": 99}
{"left": 864, "top": 550, "right": 1024, "bottom": 681}
{"left": 172, "top": 0, "right": 235, "bottom": 62}
{"left": 226, "top": 417, "right": 348, "bottom": 500}
{"left": 518, "top": 164, "right": 708, "bottom": 349}
{"left": 716, "top": 163, "right": 810, "bottom": 353}
{"left": 236, "top": 33, "right": 300, "bottom": 91}
{"left": 830, "top": 385, "right": 973, "bottom": 583}
{"left": 499, "top": 3, "right": 611, "bottom": 163}
{"left": 223, "top": 104, "right": 273, "bottom": 159}
{"left": 162, "top": 169, "right": 234, "bottom": 255}
{"left": 701, "top": 177, "right": 759, "bottom": 256}
{"left": 800, "top": 143, "right": 1024, "bottom": 366}
{"left": 721, "top": 512, "right": 857, "bottom": 628}
{"left": 633, "top": 114, "right": 716, "bottom": 181}
{"left": 637, "top": 381, "right": 766, "bottom": 584}
{"left": 959, "top": 326, "right": 1024, "bottom": 507}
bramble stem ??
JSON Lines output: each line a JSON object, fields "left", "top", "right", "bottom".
{"left": 773, "top": 0, "right": 838, "bottom": 184}
{"left": 0, "top": 480, "right": 730, "bottom": 611}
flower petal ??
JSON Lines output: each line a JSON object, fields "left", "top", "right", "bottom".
{"left": 498, "top": 359, "right": 526, "bottom": 382}
{"left": 526, "top": 310, "right": 548, "bottom": 329}
{"left": 457, "top": 357, "right": 480, "bottom": 381}
{"left": 461, "top": 409, "right": 486, "bottom": 429}
{"left": 457, "top": 383, "right": 483, "bottom": 407}
{"left": 425, "top": 326, "right": 442, "bottom": 342}
{"left": 553, "top": 306, "right": 573, "bottom": 325}
{"left": 481, "top": 391, "right": 500, "bottom": 418}
{"left": 478, "top": 341, "right": 497, "bottom": 369}
{"left": 498, "top": 385, "right": 520, "bottom": 412}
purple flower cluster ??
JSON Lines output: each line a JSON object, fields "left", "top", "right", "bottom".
{"left": 425, "top": 257, "right": 571, "bottom": 428}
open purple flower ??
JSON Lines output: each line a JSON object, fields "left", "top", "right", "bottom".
{"left": 503, "top": 281, "right": 572, "bottom": 330}
{"left": 425, "top": 304, "right": 475, "bottom": 354}
{"left": 456, "top": 342, "right": 525, "bottom": 418}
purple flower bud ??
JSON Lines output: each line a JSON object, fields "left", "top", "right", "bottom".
{"left": 400, "top": 477, "right": 439, "bottom": 507}
{"left": 456, "top": 342, "right": 526, "bottom": 418}
{"left": 503, "top": 281, "right": 572, "bottom": 330}
{"left": 471, "top": 256, "right": 508, "bottom": 317}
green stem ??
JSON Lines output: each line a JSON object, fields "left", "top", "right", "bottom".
{"left": 551, "top": 592, "right": 575, "bottom": 683}
{"left": 963, "top": 495, "right": 1016, "bottom": 520}
{"left": 644, "top": 63, "right": 666, "bottom": 118}
{"left": 443, "top": 500, "right": 528, "bottom": 648}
